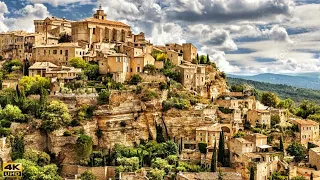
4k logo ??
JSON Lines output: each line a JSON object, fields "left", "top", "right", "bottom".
{"left": 3, "top": 163, "right": 22, "bottom": 177}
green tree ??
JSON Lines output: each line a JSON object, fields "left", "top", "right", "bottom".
{"left": 310, "top": 172, "right": 313, "bottom": 180}
{"left": 156, "top": 53, "right": 168, "bottom": 61}
{"left": 156, "top": 125, "right": 165, "bottom": 143}
{"left": 41, "top": 101, "right": 71, "bottom": 132}
{"left": 2, "top": 59, "right": 23, "bottom": 73}
{"left": 261, "top": 92, "right": 279, "bottom": 108}
{"left": 19, "top": 75, "right": 50, "bottom": 94}
{"left": 144, "top": 64, "right": 157, "bottom": 74}
{"left": 69, "top": 57, "right": 87, "bottom": 69}
{"left": 278, "top": 98, "right": 295, "bottom": 110}
{"left": 286, "top": 142, "right": 306, "bottom": 162}
{"left": 218, "top": 131, "right": 225, "bottom": 166}
{"left": 85, "top": 63, "right": 99, "bottom": 80}
{"left": 162, "top": 141, "right": 178, "bottom": 157}
{"left": 200, "top": 55, "right": 206, "bottom": 64}
{"left": 24, "top": 149, "right": 51, "bottom": 166}
{"left": 279, "top": 136, "right": 284, "bottom": 152}
{"left": 81, "top": 171, "right": 97, "bottom": 180}
{"left": 296, "top": 100, "right": 320, "bottom": 119}
{"left": 198, "top": 142, "right": 207, "bottom": 154}
{"left": 98, "top": 89, "right": 111, "bottom": 105}
{"left": 291, "top": 176, "right": 307, "bottom": 180}
{"left": 271, "top": 114, "right": 281, "bottom": 126}
{"left": 129, "top": 74, "right": 142, "bottom": 85}
{"left": 76, "top": 134, "right": 93, "bottom": 164}
{"left": 148, "top": 168, "right": 165, "bottom": 180}
{"left": 232, "top": 132, "right": 246, "bottom": 139}
{"left": 207, "top": 54, "right": 210, "bottom": 64}
{"left": 250, "top": 166, "right": 255, "bottom": 180}
{"left": 211, "top": 139, "right": 217, "bottom": 172}
{"left": 0, "top": 104, "right": 25, "bottom": 123}
{"left": 10, "top": 135, "right": 24, "bottom": 160}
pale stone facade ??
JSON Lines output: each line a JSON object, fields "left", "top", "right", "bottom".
{"left": 97, "top": 51, "right": 130, "bottom": 83}
{"left": 196, "top": 124, "right": 221, "bottom": 148}
{"left": 291, "top": 119, "right": 319, "bottom": 146}
{"left": 71, "top": 7, "right": 131, "bottom": 48}
{"left": 309, "top": 147, "right": 320, "bottom": 170}
{"left": 178, "top": 64, "right": 205, "bottom": 90}
{"left": 167, "top": 50, "right": 183, "bottom": 65}
{"left": 182, "top": 43, "right": 197, "bottom": 62}
{"left": 32, "top": 42, "right": 86, "bottom": 65}
{"left": 247, "top": 110, "right": 271, "bottom": 128}
{"left": 0, "top": 31, "right": 58, "bottom": 61}
{"left": 34, "top": 16, "right": 72, "bottom": 38}
{"left": 132, "top": 53, "right": 155, "bottom": 74}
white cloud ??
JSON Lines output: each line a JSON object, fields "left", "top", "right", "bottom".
{"left": 0, "top": 1, "right": 8, "bottom": 32}
{"left": 3, "top": 3, "right": 50, "bottom": 32}
{"left": 262, "top": 25, "right": 292, "bottom": 43}
{"left": 150, "top": 23, "right": 186, "bottom": 45}
{"left": 27, "top": 0, "right": 95, "bottom": 7}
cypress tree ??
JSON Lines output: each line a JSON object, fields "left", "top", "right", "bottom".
{"left": 211, "top": 138, "right": 217, "bottom": 172}
{"left": 250, "top": 166, "right": 255, "bottom": 180}
{"left": 218, "top": 131, "right": 225, "bottom": 166}
{"left": 197, "top": 53, "right": 199, "bottom": 64}
{"left": 311, "top": 172, "right": 313, "bottom": 180}
{"left": 207, "top": 54, "right": 210, "bottom": 64}
{"left": 279, "top": 136, "right": 284, "bottom": 152}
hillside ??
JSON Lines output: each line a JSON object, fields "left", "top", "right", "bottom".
{"left": 227, "top": 77, "right": 320, "bottom": 104}
{"left": 228, "top": 73, "right": 320, "bottom": 90}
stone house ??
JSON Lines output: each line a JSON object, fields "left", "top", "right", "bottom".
{"left": 309, "top": 147, "right": 320, "bottom": 170}
{"left": 182, "top": 43, "right": 197, "bottom": 62}
{"left": 291, "top": 119, "right": 319, "bottom": 146}
{"left": 229, "top": 138, "right": 255, "bottom": 164}
{"left": 34, "top": 16, "right": 72, "bottom": 38}
{"left": 71, "top": 6, "right": 131, "bottom": 48}
{"left": 0, "top": 31, "right": 58, "bottom": 61}
{"left": 215, "top": 95, "right": 256, "bottom": 111}
{"left": 167, "top": 50, "right": 183, "bottom": 65}
{"left": 97, "top": 51, "right": 130, "bottom": 83}
{"left": 270, "top": 109, "right": 288, "bottom": 125}
{"left": 32, "top": 42, "right": 86, "bottom": 65}
{"left": 244, "top": 133, "right": 268, "bottom": 148}
{"left": 178, "top": 64, "right": 205, "bottom": 90}
{"left": 29, "top": 62, "right": 81, "bottom": 83}
{"left": 132, "top": 53, "right": 155, "bottom": 74}
{"left": 166, "top": 43, "right": 183, "bottom": 52}
{"left": 247, "top": 110, "right": 271, "bottom": 128}
{"left": 195, "top": 124, "right": 222, "bottom": 149}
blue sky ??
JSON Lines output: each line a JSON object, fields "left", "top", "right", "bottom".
{"left": 0, "top": 0, "right": 320, "bottom": 75}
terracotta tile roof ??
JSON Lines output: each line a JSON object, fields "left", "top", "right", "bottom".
{"left": 292, "top": 119, "right": 319, "bottom": 126}
{"left": 80, "top": 18, "right": 130, "bottom": 27}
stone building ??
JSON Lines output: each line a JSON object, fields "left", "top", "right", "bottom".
{"left": 132, "top": 53, "right": 155, "bottom": 74}
{"left": 215, "top": 93, "right": 256, "bottom": 111}
{"left": 167, "top": 50, "right": 183, "bottom": 65}
{"left": 178, "top": 63, "right": 205, "bottom": 90}
{"left": 195, "top": 124, "right": 222, "bottom": 148}
{"left": 247, "top": 110, "right": 271, "bottom": 128}
{"left": 34, "top": 16, "right": 72, "bottom": 38}
{"left": 29, "top": 61, "right": 81, "bottom": 83}
{"left": 229, "top": 138, "right": 255, "bottom": 164}
{"left": 71, "top": 6, "right": 131, "bottom": 48}
{"left": 32, "top": 42, "right": 86, "bottom": 65}
{"left": 0, "top": 31, "right": 58, "bottom": 61}
{"left": 309, "top": 147, "right": 320, "bottom": 170}
{"left": 97, "top": 51, "right": 129, "bottom": 83}
{"left": 182, "top": 43, "right": 197, "bottom": 62}
{"left": 291, "top": 119, "right": 319, "bottom": 146}
{"left": 166, "top": 43, "right": 183, "bottom": 52}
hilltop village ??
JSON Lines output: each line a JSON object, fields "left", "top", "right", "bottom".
{"left": 0, "top": 6, "right": 319, "bottom": 180}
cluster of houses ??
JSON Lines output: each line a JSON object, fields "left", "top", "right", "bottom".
{"left": 0, "top": 6, "right": 204, "bottom": 92}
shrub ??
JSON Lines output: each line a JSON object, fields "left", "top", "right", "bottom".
{"left": 0, "top": 128, "right": 11, "bottom": 137}
{"left": 162, "top": 97, "right": 190, "bottom": 111}
{"left": 159, "top": 82, "right": 169, "bottom": 90}
{"left": 95, "top": 128, "right": 103, "bottom": 139}
{"left": 129, "top": 74, "right": 142, "bottom": 85}
{"left": 218, "top": 107, "right": 234, "bottom": 114}
{"left": 232, "top": 132, "right": 246, "bottom": 138}
{"left": 198, "top": 142, "right": 208, "bottom": 154}
{"left": 81, "top": 170, "right": 97, "bottom": 180}
{"left": 76, "top": 134, "right": 93, "bottom": 163}
{"left": 287, "top": 142, "right": 306, "bottom": 162}
{"left": 98, "top": 89, "right": 111, "bottom": 105}
{"left": 63, "top": 131, "right": 72, "bottom": 136}
{"left": 120, "top": 121, "right": 127, "bottom": 127}
{"left": 144, "top": 64, "right": 157, "bottom": 74}
{"left": 141, "top": 90, "right": 159, "bottom": 102}
{"left": 271, "top": 115, "right": 281, "bottom": 126}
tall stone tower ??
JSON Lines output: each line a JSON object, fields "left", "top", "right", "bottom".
{"left": 93, "top": 4, "right": 107, "bottom": 20}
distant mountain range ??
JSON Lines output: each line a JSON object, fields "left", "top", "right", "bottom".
{"left": 228, "top": 73, "right": 320, "bottom": 90}
{"left": 227, "top": 77, "right": 320, "bottom": 104}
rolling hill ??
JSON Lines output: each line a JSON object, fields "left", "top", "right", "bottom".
{"left": 228, "top": 73, "right": 320, "bottom": 90}
{"left": 227, "top": 77, "right": 320, "bottom": 104}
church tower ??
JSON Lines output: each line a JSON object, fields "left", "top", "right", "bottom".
{"left": 93, "top": 4, "right": 107, "bottom": 20}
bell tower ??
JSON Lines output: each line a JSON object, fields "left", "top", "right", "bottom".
{"left": 93, "top": 4, "right": 107, "bottom": 20}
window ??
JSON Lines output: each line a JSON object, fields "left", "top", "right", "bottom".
{"left": 116, "top": 57, "right": 121, "bottom": 62}
{"left": 60, "top": 50, "right": 63, "bottom": 54}
{"left": 53, "top": 50, "right": 57, "bottom": 54}
{"left": 44, "top": 50, "right": 46, "bottom": 55}
{"left": 137, "top": 67, "right": 141, "bottom": 72}
{"left": 93, "top": 28, "right": 96, "bottom": 35}
{"left": 130, "top": 68, "right": 132, "bottom": 72}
